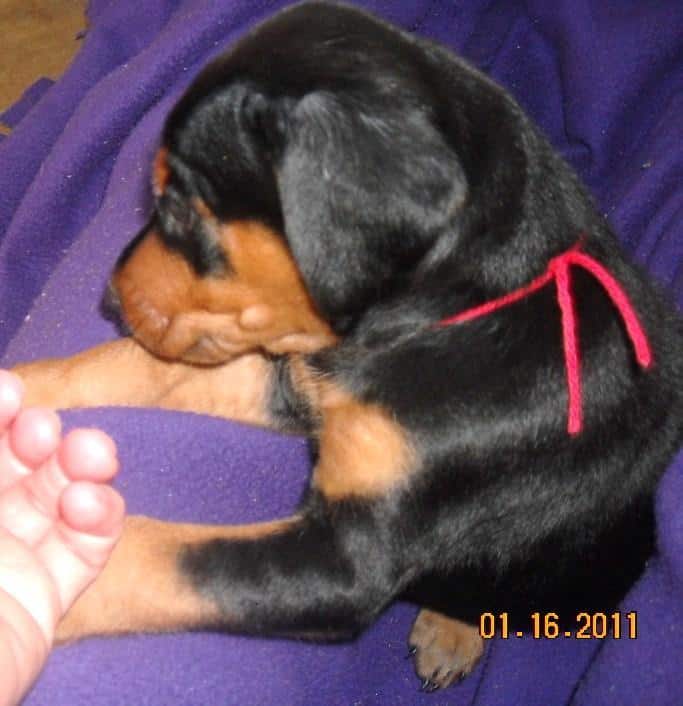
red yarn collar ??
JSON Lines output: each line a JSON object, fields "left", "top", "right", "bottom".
{"left": 437, "top": 242, "right": 653, "bottom": 435}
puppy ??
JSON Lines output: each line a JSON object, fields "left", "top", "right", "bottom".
{"left": 15, "top": 0, "right": 683, "bottom": 690}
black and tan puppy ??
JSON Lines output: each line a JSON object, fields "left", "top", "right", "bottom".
{"left": 15, "top": 0, "right": 683, "bottom": 690}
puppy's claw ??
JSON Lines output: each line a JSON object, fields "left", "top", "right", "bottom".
{"left": 420, "top": 678, "right": 440, "bottom": 693}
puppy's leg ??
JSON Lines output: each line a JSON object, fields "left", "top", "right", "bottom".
{"left": 55, "top": 369, "right": 416, "bottom": 643}
{"left": 55, "top": 511, "right": 396, "bottom": 643}
{"left": 409, "top": 609, "right": 484, "bottom": 690}
{"left": 13, "top": 339, "right": 289, "bottom": 429}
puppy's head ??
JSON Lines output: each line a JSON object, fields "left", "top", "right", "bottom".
{"left": 111, "top": 145, "right": 338, "bottom": 364}
{"left": 110, "top": 3, "right": 477, "bottom": 364}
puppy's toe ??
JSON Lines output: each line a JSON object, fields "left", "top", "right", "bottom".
{"left": 409, "top": 609, "right": 484, "bottom": 690}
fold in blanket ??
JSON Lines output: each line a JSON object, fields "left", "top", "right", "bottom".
{"left": 0, "top": 2, "right": 681, "bottom": 705}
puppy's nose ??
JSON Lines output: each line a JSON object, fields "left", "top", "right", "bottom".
{"left": 100, "top": 279, "right": 129, "bottom": 335}
{"left": 102, "top": 280, "right": 122, "bottom": 317}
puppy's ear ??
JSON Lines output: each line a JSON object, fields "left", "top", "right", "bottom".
{"left": 277, "top": 91, "right": 467, "bottom": 330}
{"left": 240, "top": 90, "right": 291, "bottom": 156}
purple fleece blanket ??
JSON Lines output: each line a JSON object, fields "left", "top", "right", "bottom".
{"left": 1, "top": 1, "right": 681, "bottom": 704}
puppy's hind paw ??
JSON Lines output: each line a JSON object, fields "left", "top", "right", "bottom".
{"left": 409, "top": 609, "right": 484, "bottom": 690}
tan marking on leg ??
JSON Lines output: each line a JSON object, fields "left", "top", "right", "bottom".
{"left": 314, "top": 397, "right": 415, "bottom": 500}
{"left": 409, "top": 609, "right": 484, "bottom": 689}
{"left": 56, "top": 515, "right": 300, "bottom": 641}
{"left": 153, "top": 351, "right": 273, "bottom": 424}
{"left": 13, "top": 338, "right": 184, "bottom": 410}
{"left": 14, "top": 339, "right": 274, "bottom": 427}
{"left": 289, "top": 357, "right": 417, "bottom": 500}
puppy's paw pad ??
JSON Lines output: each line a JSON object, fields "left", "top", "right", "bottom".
{"left": 409, "top": 609, "right": 484, "bottom": 690}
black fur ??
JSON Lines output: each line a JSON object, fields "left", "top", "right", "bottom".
{"left": 136, "top": 1, "right": 681, "bottom": 646}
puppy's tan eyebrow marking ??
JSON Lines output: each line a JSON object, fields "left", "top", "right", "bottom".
{"left": 153, "top": 146, "right": 171, "bottom": 196}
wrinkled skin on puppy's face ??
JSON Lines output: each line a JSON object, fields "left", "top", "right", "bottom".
{"left": 110, "top": 152, "right": 336, "bottom": 365}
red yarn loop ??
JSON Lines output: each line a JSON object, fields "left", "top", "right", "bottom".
{"left": 438, "top": 242, "right": 653, "bottom": 435}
